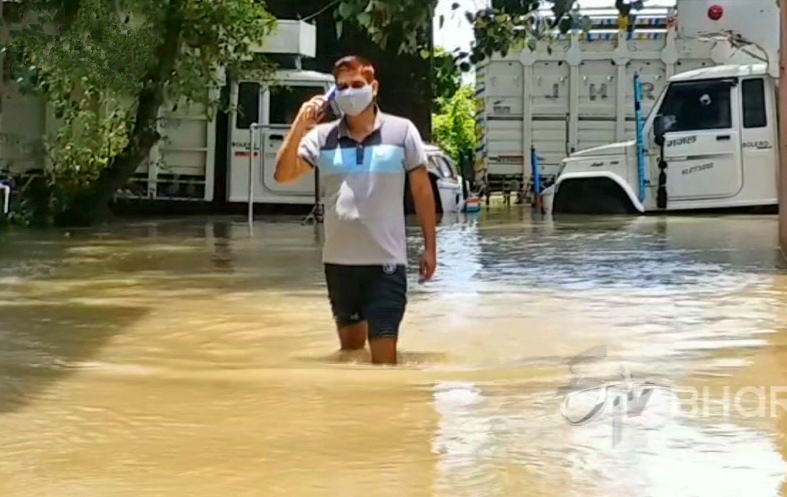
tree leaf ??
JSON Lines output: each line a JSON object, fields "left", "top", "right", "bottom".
{"left": 5, "top": 0, "right": 278, "bottom": 226}
{"left": 338, "top": 2, "right": 354, "bottom": 19}
{"left": 581, "top": 15, "right": 593, "bottom": 33}
{"left": 357, "top": 12, "right": 372, "bottom": 27}
{"left": 432, "top": 86, "right": 476, "bottom": 165}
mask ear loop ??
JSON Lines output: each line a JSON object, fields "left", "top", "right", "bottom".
{"left": 362, "top": 82, "right": 377, "bottom": 115}
{"left": 370, "top": 81, "right": 378, "bottom": 108}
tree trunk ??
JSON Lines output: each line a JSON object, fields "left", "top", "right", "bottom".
{"left": 66, "top": 0, "right": 185, "bottom": 225}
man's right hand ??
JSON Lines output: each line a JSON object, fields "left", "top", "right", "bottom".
{"left": 274, "top": 95, "right": 326, "bottom": 184}
{"left": 295, "top": 95, "right": 327, "bottom": 130}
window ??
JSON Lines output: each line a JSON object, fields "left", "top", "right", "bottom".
{"left": 269, "top": 85, "right": 326, "bottom": 125}
{"left": 442, "top": 156, "right": 459, "bottom": 179}
{"left": 429, "top": 155, "right": 453, "bottom": 179}
{"left": 236, "top": 82, "right": 260, "bottom": 130}
{"left": 2, "top": 53, "right": 11, "bottom": 85}
{"left": 1, "top": 1, "right": 22, "bottom": 23}
{"left": 742, "top": 78, "right": 767, "bottom": 128}
{"left": 656, "top": 80, "right": 732, "bottom": 132}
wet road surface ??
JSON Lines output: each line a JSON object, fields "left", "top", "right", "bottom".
{"left": 0, "top": 209, "right": 786, "bottom": 496}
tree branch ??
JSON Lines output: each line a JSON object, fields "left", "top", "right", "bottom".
{"left": 93, "top": 0, "right": 184, "bottom": 198}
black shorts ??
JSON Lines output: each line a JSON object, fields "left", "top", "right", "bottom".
{"left": 323, "top": 263, "right": 407, "bottom": 340}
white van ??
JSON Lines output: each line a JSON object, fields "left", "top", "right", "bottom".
{"left": 404, "top": 144, "right": 467, "bottom": 214}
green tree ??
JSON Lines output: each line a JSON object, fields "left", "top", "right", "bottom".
{"left": 431, "top": 47, "right": 461, "bottom": 104}
{"left": 0, "top": 0, "right": 636, "bottom": 227}
{"left": 338, "top": 0, "right": 637, "bottom": 70}
{"left": 3, "top": 0, "right": 275, "bottom": 226}
{"left": 432, "top": 85, "right": 476, "bottom": 165}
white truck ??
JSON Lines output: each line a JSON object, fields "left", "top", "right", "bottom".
{"left": 0, "top": 20, "right": 465, "bottom": 215}
{"left": 124, "top": 21, "right": 466, "bottom": 213}
{"left": 119, "top": 21, "right": 332, "bottom": 206}
{"left": 474, "top": 0, "right": 777, "bottom": 209}
{"left": 542, "top": 0, "right": 780, "bottom": 214}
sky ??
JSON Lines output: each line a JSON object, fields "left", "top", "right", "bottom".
{"left": 432, "top": 0, "right": 487, "bottom": 55}
{"left": 434, "top": 0, "right": 488, "bottom": 51}
{"left": 432, "top": 0, "right": 488, "bottom": 83}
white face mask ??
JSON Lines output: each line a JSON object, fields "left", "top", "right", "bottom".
{"left": 335, "top": 85, "right": 374, "bottom": 116}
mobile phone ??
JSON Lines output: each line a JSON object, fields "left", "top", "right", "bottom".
{"left": 323, "top": 85, "right": 341, "bottom": 120}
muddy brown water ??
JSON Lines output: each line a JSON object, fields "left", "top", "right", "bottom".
{"left": 0, "top": 209, "right": 786, "bottom": 496}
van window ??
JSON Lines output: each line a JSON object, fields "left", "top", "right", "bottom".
{"left": 742, "top": 78, "right": 767, "bottom": 128}
{"left": 656, "top": 80, "right": 732, "bottom": 132}
{"left": 236, "top": 82, "right": 260, "bottom": 130}
{"left": 269, "top": 85, "right": 326, "bottom": 125}
{"left": 429, "top": 155, "right": 454, "bottom": 179}
{"left": 443, "top": 156, "right": 459, "bottom": 179}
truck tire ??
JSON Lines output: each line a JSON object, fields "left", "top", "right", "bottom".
{"left": 553, "top": 177, "right": 636, "bottom": 215}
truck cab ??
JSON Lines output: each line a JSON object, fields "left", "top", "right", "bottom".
{"left": 544, "top": 0, "right": 780, "bottom": 214}
{"left": 226, "top": 70, "right": 335, "bottom": 204}
{"left": 547, "top": 63, "right": 778, "bottom": 214}
{"left": 120, "top": 20, "right": 337, "bottom": 205}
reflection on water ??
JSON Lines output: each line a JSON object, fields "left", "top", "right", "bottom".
{"left": 1, "top": 210, "right": 787, "bottom": 496}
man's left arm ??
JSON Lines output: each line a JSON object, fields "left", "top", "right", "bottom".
{"left": 403, "top": 122, "right": 437, "bottom": 273}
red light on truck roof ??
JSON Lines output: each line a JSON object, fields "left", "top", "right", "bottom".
{"left": 708, "top": 4, "right": 723, "bottom": 20}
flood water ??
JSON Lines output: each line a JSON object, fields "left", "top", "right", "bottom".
{"left": 1, "top": 209, "right": 787, "bottom": 496}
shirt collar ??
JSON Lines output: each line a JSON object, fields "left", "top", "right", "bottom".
{"left": 337, "top": 106, "right": 384, "bottom": 138}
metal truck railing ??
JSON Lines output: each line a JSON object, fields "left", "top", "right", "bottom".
{"left": 0, "top": 181, "right": 9, "bottom": 216}
{"left": 0, "top": 167, "right": 12, "bottom": 216}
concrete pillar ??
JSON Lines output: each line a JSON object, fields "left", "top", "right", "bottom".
{"left": 780, "top": 0, "right": 787, "bottom": 255}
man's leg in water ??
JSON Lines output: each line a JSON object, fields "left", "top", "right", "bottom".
{"left": 337, "top": 322, "right": 367, "bottom": 350}
{"left": 324, "top": 264, "right": 366, "bottom": 350}
{"left": 364, "top": 265, "right": 407, "bottom": 365}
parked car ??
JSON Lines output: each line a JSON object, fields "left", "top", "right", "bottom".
{"left": 404, "top": 144, "right": 467, "bottom": 214}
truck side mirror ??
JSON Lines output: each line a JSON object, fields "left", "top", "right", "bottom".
{"left": 653, "top": 115, "right": 666, "bottom": 146}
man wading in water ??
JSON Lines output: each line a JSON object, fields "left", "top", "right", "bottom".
{"left": 274, "top": 56, "right": 437, "bottom": 365}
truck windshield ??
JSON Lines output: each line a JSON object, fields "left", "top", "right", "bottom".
{"left": 654, "top": 80, "right": 732, "bottom": 132}
{"left": 269, "top": 85, "right": 327, "bottom": 125}
{"left": 645, "top": 85, "right": 668, "bottom": 122}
